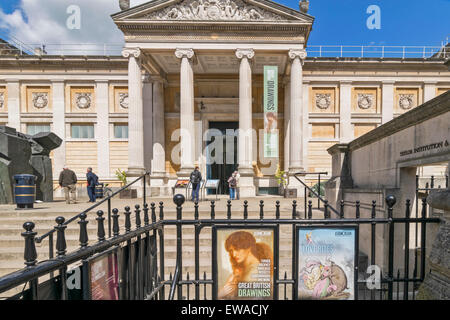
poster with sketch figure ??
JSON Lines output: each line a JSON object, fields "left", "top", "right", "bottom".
{"left": 215, "top": 227, "right": 275, "bottom": 300}
{"left": 297, "top": 227, "right": 357, "bottom": 300}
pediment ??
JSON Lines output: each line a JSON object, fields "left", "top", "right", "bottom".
{"left": 113, "top": 0, "right": 314, "bottom": 23}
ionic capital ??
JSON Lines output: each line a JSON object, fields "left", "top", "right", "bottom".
{"left": 235, "top": 49, "right": 255, "bottom": 60}
{"left": 175, "top": 48, "right": 195, "bottom": 60}
{"left": 122, "top": 48, "right": 141, "bottom": 59}
{"left": 288, "top": 49, "right": 307, "bottom": 61}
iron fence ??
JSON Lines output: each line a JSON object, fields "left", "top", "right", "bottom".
{"left": 1, "top": 42, "right": 448, "bottom": 59}
{"left": 0, "top": 173, "right": 442, "bottom": 300}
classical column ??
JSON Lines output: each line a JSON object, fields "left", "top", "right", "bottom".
{"left": 302, "top": 80, "right": 309, "bottom": 171}
{"left": 236, "top": 49, "right": 256, "bottom": 197}
{"left": 339, "top": 80, "right": 353, "bottom": 143}
{"left": 424, "top": 81, "right": 437, "bottom": 103}
{"left": 95, "top": 80, "right": 110, "bottom": 179}
{"left": 288, "top": 49, "right": 307, "bottom": 174}
{"left": 6, "top": 79, "right": 20, "bottom": 130}
{"left": 143, "top": 75, "right": 153, "bottom": 173}
{"left": 175, "top": 48, "right": 195, "bottom": 177}
{"left": 51, "top": 80, "right": 66, "bottom": 177}
{"left": 123, "top": 48, "right": 145, "bottom": 177}
{"left": 382, "top": 81, "right": 395, "bottom": 124}
{"left": 283, "top": 78, "right": 290, "bottom": 172}
{"left": 150, "top": 76, "right": 169, "bottom": 195}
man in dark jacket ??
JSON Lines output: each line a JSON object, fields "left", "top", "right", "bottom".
{"left": 86, "top": 167, "right": 98, "bottom": 203}
{"left": 190, "top": 166, "right": 202, "bottom": 202}
{"left": 59, "top": 165, "right": 78, "bottom": 204}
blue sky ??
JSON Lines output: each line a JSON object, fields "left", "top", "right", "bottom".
{"left": 0, "top": 0, "right": 449, "bottom": 46}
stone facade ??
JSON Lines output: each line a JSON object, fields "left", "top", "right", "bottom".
{"left": 0, "top": 0, "right": 449, "bottom": 197}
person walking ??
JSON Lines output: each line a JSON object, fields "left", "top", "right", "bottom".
{"left": 86, "top": 167, "right": 99, "bottom": 203}
{"left": 190, "top": 166, "right": 202, "bottom": 202}
{"left": 59, "top": 165, "right": 78, "bottom": 204}
{"left": 228, "top": 172, "right": 237, "bottom": 200}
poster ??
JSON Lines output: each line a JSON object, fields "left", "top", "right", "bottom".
{"left": 174, "top": 179, "right": 190, "bottom": 188}
{"left": 297, "top": 226, "right": 357, "bottom": 300}
{"left": 205, "top": 179, "right": 220, "bottom": 189}
{"left": 263, "top": 65, "right": 278, "bottom": 158}
{"left": 214, "top": 227, "right": 275, "bottom": 300}
{"left": 89, "top": 249, "right": 119, "bottom": 300}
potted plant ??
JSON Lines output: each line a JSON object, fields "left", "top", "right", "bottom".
{"left": 275, "top": 165, "right": 288, "bottom": 197}
{"left": 116, "top": 169, "right": 137, "bottom": 199}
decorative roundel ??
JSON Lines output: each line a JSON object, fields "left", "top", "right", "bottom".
{"left": 32, "top": 92, "right": 48, "bottom": 109}
{"left": 315, "top": 93, "right": 331, "bottom": 110}
{"left": 119, "top": 93, "right": 129, "bottom": 109}
{"left": 357, "top": 94, "right": 373, "bottom": 110}
{"left": 0, "top": 93, "right": 4, "bottom": 109}
{"left": 207, "top": 5, "right": 221, "bottom": 19}
{"left": 399, "top": 94, "right": 414, "bottom": 110}
{"left": 75, "top": 93, "right": 92, "bottom": 109}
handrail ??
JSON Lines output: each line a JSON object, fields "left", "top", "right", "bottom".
{"left": 168, "top": 264, "right": 180, "bottom": 300}
{"left": 293, "top": 173, "right": 340, "bottom": 217}
{"left": 35, "top": 172, "right": 150, "bottom": 243}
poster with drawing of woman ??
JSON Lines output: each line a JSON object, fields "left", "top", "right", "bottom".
{"left": 214, "top": 228, "right": 275, "bottom": 300}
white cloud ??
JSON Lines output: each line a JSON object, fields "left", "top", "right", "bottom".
{"left": 0, "top": 0, "right": 150, "bottom": 53}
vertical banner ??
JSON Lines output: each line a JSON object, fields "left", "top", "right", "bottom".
{"left": 297, "top": 226, "right": 358, "bottom": 300}
{"left": 213, "top": 226, "right": 276, "bottom": 300}
{"left": 88, "top": 249, "right": 120, "bottom": 300}
{"left": 263, "top": 65, "right": 278, "bottom": 158}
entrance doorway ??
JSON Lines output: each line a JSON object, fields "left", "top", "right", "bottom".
{"left": 206, "top": 121, "right": 238, "bottom": 195}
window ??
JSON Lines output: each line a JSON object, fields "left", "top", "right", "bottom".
{"left": 27, "top": 124, "right": 50, "bottom": 135}
{"left": 114, "top": 125, "right": 128, "bottom": 139}
{"left": 71, "top": 124, "right": 94, "bottom": 139}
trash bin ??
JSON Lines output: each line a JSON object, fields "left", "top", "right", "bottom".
{"left": 13, "top": 174, "right": 36, "bottom": 209}
{"left": 95, "top": 183, "right": 104, "bottom": 199}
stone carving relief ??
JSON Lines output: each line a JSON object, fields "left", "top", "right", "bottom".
{"left": 32, "top": 92, "right": 49, "bottom": 109}
{"left": 398, "top": 94, "right": 415, "bottom": 110}
{"left": 145, "top": 0, "right": 285, "bottom": 21}
{"left": 357, "top": 93, "right": 374, "bottom": 110}
{"left": 75, "top": 93, "right": 92, "bottom": 109}
{"left": 315, "top": 93, "right": 331, "bottom": 110}
{"left": 0, "top": 92, "right": 4, "bottom": 109}
{"left": 119, "top": 93, "right": 129, "bottom": 109}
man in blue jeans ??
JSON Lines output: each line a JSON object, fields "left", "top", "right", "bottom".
{"left": 86, "top": 167, "right": 98, "bottom": 203}
{"left": 190, "top": 167, "right": 202, "bottom": 202}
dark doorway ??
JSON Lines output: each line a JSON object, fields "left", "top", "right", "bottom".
{"left": 206, "top": 121, "right": 238, "bottom": 195}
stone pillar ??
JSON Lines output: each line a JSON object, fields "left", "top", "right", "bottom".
{"left": 382, "top": 81, "right": 395, "bottom": 124}
{"left": 6, "top": 80, "right": 20, "bottom": 130}
{"left": 143, "top": 75, "right": 153, "bottom": 173}
{"left": 51, "top": 80, "right": 66, "bottom": 179}
{"left": 95, "top": 80, "right": 110, "bottom": 179}
{"left": 236, "top": 49, "right": 256, "bottom": 197}
{"left": 283, "top": 78, "right": 290, "bottom": 172}
{"left": 288, "top": 49, "right": 307, "bottom": 190}
{"left": 324, "top": 144, "right": 353, "bottom": 208}
{"left": 302, "top": 80, "right": 309, "bottom": 171}
{"left": 423, "top": 81, "right": 437, "bottom": 103}
{"left": 123, "top": 48, "right": 145, "bottom": 178}
{"left": 175, "top": 48, "right": 195, "bottom": 177}
{"left": 339, "top": 81, "right": 353, "bottom": 143}
{"left": 417, "top": 189, "right": 450, "bottom": 299}
{"left": 150, "top": 76, "right": 169, "bottom": 196}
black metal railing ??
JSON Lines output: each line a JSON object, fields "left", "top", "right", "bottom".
{"left": 293, "top": 172, "right": 340, "bottom": 217}
{"left": 0, "top": 189, "right": 441, "bottom": 300}
{"left": 34, "top": 173, "right": 150, "bottom": 265}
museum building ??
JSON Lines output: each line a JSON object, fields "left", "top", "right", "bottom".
{"left": 0, "top": 0, "right": 449, "bottom": 197}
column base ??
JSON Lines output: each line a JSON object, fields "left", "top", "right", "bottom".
{"left": 177, "top": 167, "right": 195, "bottom": 178}
{"left": 238, "top": 167, "right": 255, "bottom": 197}
{"left": 150, "top": 173, "right": 170, "bottom": 197}
{"left": 126, "top": 167, "right": 146, "bottom": 177}
{"left": 287, "top": 170, "right": 306, "bottom": 196}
